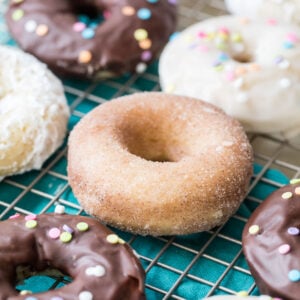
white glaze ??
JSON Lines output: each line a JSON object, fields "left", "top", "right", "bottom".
{"left": 159, "top": 16, "right": 300, "bottom": 138}
{"left": 0, "top": 46, "right": 69, "bottom": 178}
{"left": 225, "top": 0, "right": 300, "bottom": 26}
{"left": 205, "top": 296, "right": 273, "bottom": 300}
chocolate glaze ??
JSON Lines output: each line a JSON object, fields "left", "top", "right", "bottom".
{"left": 242, "top": 183, "right": 300, "bottom": 300}
{"left": 6, "top": 0, "right": 177, "bottom": 78}
{"left": 0, "top": 213, "right": 145, "bottom": 300}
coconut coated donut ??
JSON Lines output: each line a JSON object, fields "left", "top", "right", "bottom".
{"left": 68, "top": 92, "right": 253, "bottom": 236}
{"left": 159, "top": 16, "right": 300, "bottom": 138}
{"left": 243, "top": 180, "right": 300, "bottom": 299}
{"left": 225, "top": 0, "right": 300, "bottom": 26}
{"left": 0, "top": 46, "right": 69, "bottom": 180}
{"left": 6, "top": 0, "right": 177, "bottom": 78}
{"left": 0, "top": 211, "right": 145, "bottom": 299}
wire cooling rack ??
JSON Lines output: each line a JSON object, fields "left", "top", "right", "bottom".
{"left": 1, "top": 0, "right": 300, "bottom": 299}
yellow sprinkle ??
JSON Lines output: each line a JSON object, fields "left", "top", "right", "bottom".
{"left": 218, "top": 32, "right": 229, "bottom": 41}
{"left": 36, "top": 24, "right": 49, "bottom": 36}
{"left": 106, "top": 234, "right": 119, "bottom": 244}
{"left": 282, "top": 192, "right": 293, "bottom": 199}
{"left": 248, "top": 63, "right": 260, "bottom": 72}
{"left": 78, "top": 50, "right": 92, "bottom": 64}
{"left": 76, "top": 222, "right": 89, "bottom": 232}
{"left": 236, "top": 291, "right": 249, "bottom": 296}
{"left": 139, "top": 38, "right": 152, "bottom": 50}
{"left": 166, "top": 84, "right": 176, "bottom": 93}
{"left": 231, "top": 33, "right": 243, "bottom": 43}
{"left": 12, "top": 9, "right": 24, "bottom": 21}
{"left": 295, "top": 187, "right": 300, "bottom": 195}
{"left": 206, "top": 32, "right": 215, "bottom": 40}
{"left": 118, "top": 238, "right": 126, "bottom": 244}
{"left": 249, "top": 225, "right": 260, "bottom": 235}
{"left": 214, "top": 64, "right": 224, "bottom": 72}
{"left": 60, "top": 232, "right": 72, "bottom": 243}
{"left": 25, "top": 220, "right": 37, "bottom": 229}
{"left": 134, "top": 28, "right": 148, "bottom": 41}
{"left": 290, "top": 178, "right": 300, "bottom": 185}
{"left": 122, "top": 6, "right": 135, "bottom": 16}
{"left": 13, "top": 0, "right": 24, "bottom": 3}
{"left": 20, "top": 290, "right": 32, "bottom": 295}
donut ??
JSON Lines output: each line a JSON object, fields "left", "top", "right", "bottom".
{"left": 5, "top": 0, "right": 177, "bottom": 78}
{"left": 242, "top": 180, "right": 300, "bottom": 299}
{"left": 0, "top": 210, "right": 145, "bottom": 299}
{"left": 159, "top": 16, "right": 300, "bottom": 138}
{"left": 225, "top": 0, "right": 300, "bottom": 26}
{"left": 67, "top": 92, "right": 253, "bottom": 236}
{"left": 0, "top": 45, "right": 69, "bottom": 180}
{"left": 205, "top": 295, "right": 273, "bottom": 300}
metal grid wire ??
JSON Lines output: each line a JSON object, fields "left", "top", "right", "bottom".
{"left": 1, "top": 0, "right": 300, "bottom": 299}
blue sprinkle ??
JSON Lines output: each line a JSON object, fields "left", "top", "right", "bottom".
{"left": 78, "top": 14, "right": 90, "bottom": 24}
{"left": 137, "top": 8, "right": 152, "bottom": 20}
{"left": 147, "top": 0, "right": 159, "bottom": 3}
{"left": 82, "top": 28, "right": 95, "bottom": 39}
{"left": 288, "top": 269, "right": 300, "bottom": 282}
{"left": 283, "top": 41, "right": 294, "bottom": 49}
{"left": 218, "top": 52, "right": 229, "bottom": 62}
{"left": 169, "top": 31, "right": 179, "bottom": 41}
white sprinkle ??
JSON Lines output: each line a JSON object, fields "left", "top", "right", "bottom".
{"left": 236, "top": 92, "right": 249, "bottom": 103}
{"left": 135, "top": 62, "right": 147, "bottom": 73}
{"left": 233, "top": 77, "right": 244, "bottom": 89}
{"left": 79, "top": 291, "right": 93, "bottom": 300}
{"left": 85, "top": 265, "right": 106, "bottom": 277}
{"left": 279, "top": 77, "right": 291, "bottom": 88}
{"left": 259, "top": 296, "right": 273, "bottom": 300}
{"left": 278, "top": 59, "right": 290, "bottom": 69}
{"left": 54, "top": 204, "right": 65, "bottom": 214}
{"left": 24, "top": 20, "right": 37, "bottom": 33}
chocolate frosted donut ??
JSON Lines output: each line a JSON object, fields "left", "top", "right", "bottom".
{"left": 6, "top": 0, "right": 177, "bottom": 78}
{"left": 243, "top": 180, "right": 300, "bottom": 299}
{"left": 0, "top": 212, "right": 145, "bottom": 299}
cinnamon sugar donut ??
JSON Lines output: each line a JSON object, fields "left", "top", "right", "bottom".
{"left": 68, "top": 92, "right": 253, "bottom": 236}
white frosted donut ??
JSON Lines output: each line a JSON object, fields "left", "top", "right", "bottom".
{"left": 225, "top": 0, "right": 300, "bottom": 26}
{"left": 159, "top": 16, "right": 300, "bottom": 138}
{"left": 68, "top": 92, "right": 253, "bottom": 236}
{"left": 0, "top": 46, "right": 69, "bottom": 179}
{"left": 205, "top": 296, "right": 273, "bottom": 300}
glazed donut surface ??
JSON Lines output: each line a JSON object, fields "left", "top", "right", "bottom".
{"left": 225, "top": 0, "right": 300, "bottom": 26}
{"left": 205, "top": 296, "right": 273, "bottom": 300}
{"left": 159, "top": 16, "right": 300, "bottom": 138}
{"left": 68, "top": 92, "right": 253, "bottom": 236}
{"left": 6, "top": 0, "right": 177, "bottom": 78}
{"left": 0, "top": 212, "right": 145, "bottom": 299}
{"left": 0, "top": 46, "right": 69, "bottom": 180}
{"left": 243, "top": 181, "right": 300, "bottom": 299}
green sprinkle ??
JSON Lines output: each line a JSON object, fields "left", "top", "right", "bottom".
{"left": 76, "top": 222, "right": 89, "bottom": 232}
{"left": 25, "top": 220, "right": 37, "bottom": 229}
{"left": 290, "top": 178, "right": 300, "bottom": 185}
{"left": 12, "top": 9, "right": 24, "bottom": 21}
{"left": 60, "top": 232, "right": 72, "bottom": 243}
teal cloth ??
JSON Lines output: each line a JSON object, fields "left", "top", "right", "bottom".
{"left": 0, "top": 8, "right": 290, "bottom": 299}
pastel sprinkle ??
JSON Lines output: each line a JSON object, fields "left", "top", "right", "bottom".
{"left": 103, "top": 10, "right": 111, "bottom": 19}
{"left": 50, "top": 297, "right": 64, "bottom": 300}
{"left": 295, "top": 187, "right": 300, "bottom": 195}
{"left": 63, "top": 224, "right": 74, "bottom": 234}
{"left": 48, "top": 227, "right": 61, "bottom": 239}
{"left": 136, "top": 62, "right": 147, "bottom": 73}
{"left": 248, "top": 225, "right": 260, "bottom": 235}
{"left": 282, "top": 191, "right": 293, "bottom": 199}
{"left": 36, "top": 24, "right": 49, "bottom": 36}
{"left": 79, "top": 291, "right": 93, "bottom": 300}
{"left": 141, "top": 50, "right": 152, "bottom": 61}
{"left": 279, "top": 78, "right": 291, "bottom": 89}
{"left": 231, "top": 33, "right": 243, "bottom": 43}
{"left": 283, "top": 41, "right": 294, "bottom": 49}
{"left": 290, "top": 178, "right": 300, "bottom": 184}
{"left": 139, "top": 39, "right": 152, "bottom": 50}
{"left": 85, "top": 265, "right": 106, "bottom": 277}
{"left": 118, "top": 238, "right": 126, "bottom": 244}
{"left": 25, "top": 214, "right": 37, "bottom": 221}
{"left": 147, "top": 0, "right": 159, "bottom": 3}
{"left": 287, "top": 33, "right": 298, "bottom": 43}
{"left": 278, "top": 59, "right": 290, "bottom": 69}
{"left": 134, "top": 29, "right": 148, "bottom": 41}
{"left": 60, "top": 232, "right": 72, "bottom": 243}
{"left": 25, "top": 220, "right": 37, "bottom": 229}
{"left": 9, "top": 213, "right": 21, "bottom": 219}
{"left": 236, "top": 291, "right": 248, "bottom": 296}
{"left": 13, "top": 0, "right": 24, "bottom": 3}
{"left": 25, "top": 297, "right": 37, "bottom": 300}
{"left": 259, "top": 297, "right": 272, "bottom": 300}
{"left": 12, "top": 9, "right": 24, "bottom": 21}
{"left": 278, "top": 244, "right": 291, "bottom": 255}
{"left": 168, "top": 0, "right": 177, "bottom": 4}
{"left": 82, "top": 28, "right": 95, "bottom": 39}
{"left": 288, "top": 227, "right": 299, "bottom": 235}
{"left": 267, "top": 18, "right": 277, "bottom": 26}
{"left": 76, "top": 222, "right": 89, "bottom": 232}
{"left": 73, "top": 22, "right": 86, "bottom": 32}
{"left": 24, "top": 20, "right": 37, "bottom": 33}
{"left": 122, "top": 6, "right": 136, "bottom": 16}
{"left": 137, "top": 8, "right": 152, "bottom": 20}
{"left": 288, "top": 269, "right": 300, "bottom": 282}
{"left": 106, "top": 234, "right": 119, "bottom": 244}
{"left": 78, "top": 50, "right": 92, "bottom": 64}
{"left": 54, "top": 204, "right": 65, "bottom": 214}
{"left": 20, "top": 290, "right": 32, "bottom": 295}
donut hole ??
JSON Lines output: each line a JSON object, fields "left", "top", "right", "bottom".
{"left": 232, "top": 53, "right": 253, "bottom": 64}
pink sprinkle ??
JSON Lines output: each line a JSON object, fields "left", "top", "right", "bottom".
{"left": 103, "top": 10, "right": 111, "bottom": 19}
{"left": 278, "top": 244, "right": 291, "bottom": 255}
{"left": 48, "top": 227, "right": 61, "bottom": 239}
{"left": 73, "top": 22, "right": 86, "bottom": 32}
{"left": 219, "top": 27, "right": 229, "bottom": 34}
{"left": 198, "top": 31, "right": 207, "bottom": 39}
{"left": 198, "top": 45, "right": 209, "bottom": 52}
{"left": 225, "top": 71, "right": 235, "bottom": 81}
{"left": 267, "top": 18, "right": 277, "bottom": 26}
{"left": 25, "top": 214, "right": 37, "bottom": 221}
{"left": 286, "top": 33, "right": 298, "bottom": 43}
{"left": 9, "top": 213, "right": 20, "bottom": 220}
